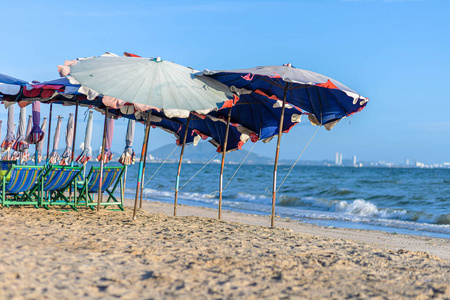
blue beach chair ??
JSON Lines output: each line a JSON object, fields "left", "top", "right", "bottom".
{"left": 76, "top": 166, "right": 125, "bottom": 210}
{"left": 1, "top": 165, "right": 44, "bottom": 208}
{"left": 38, "top": 165, "right": 83, "bottom": 210}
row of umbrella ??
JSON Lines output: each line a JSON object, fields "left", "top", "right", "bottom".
{"left": 0, "top": 52, "right": 369, "bottom": 226}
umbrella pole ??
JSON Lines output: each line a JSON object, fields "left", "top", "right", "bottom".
{"left": 174, "top": 116, "right": 191, "bottom": 217}
{"left": 133, "top": 111, "right": 151, "bottom": 220}
{"left": 271, "top": 82, "right": 288, "bottom": 228}
{"left": 70, "top": 99, "right": 79, "bottom": 165}
{"left": 35, "top": 145, "right": 38, "bottom": 166}
{"left": 218, "top": 108, "right": 232, "bottom": 220}
{"left": 46, "top": 103, "right": 53, "bottom": 163}
{"left": 97, "top": 108, "right": 108, "bottom": 212}
{"left": 68, "top": 100, "right": 79, "bottom": 202}
{"left": 122, "top": 166, "right": 128, "bottom": 202}
{"left": 139, "top": 131, "right": 150, "bottom": 209}
{"left": 139, "top": 120, "right": 152, "bottom": 208}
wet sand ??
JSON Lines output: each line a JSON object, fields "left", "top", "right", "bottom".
{"left": 0, "top": 200, "right": 448, "bottom": 299}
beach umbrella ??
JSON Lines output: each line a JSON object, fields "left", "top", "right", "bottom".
{"left": 49, "top": 116, "right": 63, "bottom": 164}
{"left": 34, "top": 117, "right": 47, "bottom": 163}
{"left": 60, "top": 113, "right": 74, "bottom": 165}
{"left": 12, "top": 107, "right": 29, "bottom": 164}
{"left": 1, "top": 105, "right": 15, "bottom": 155}
{"left": 97, "top": 118, "right": 114, "bottom": 164}
{"left": 28, "top": 101, "right": 44, "bottom": 144}
{"left": 21, "top": 115, "right": 33, "bottom": 163}
{"left": 118, "top": 119, "right": 136, "bottom": 166}
{"left": 76, "top": 110, "right": 94, "bottom": 165}
{"left": 58, "top": 55, "right": 237, "bottom": 118}
{"left": 58, "top": 54, "right": 238, "bottom": 218}
{"left": 208, "top": 89, "right": 303, "bottom": 219}
{"left": 200, "top": 64, "right": 369, "bottom": 226}
{"left": 0, "top": 73, "right": 28, "bottom": 100}
{"left": 12, "top": 106, "right": 28, "bottom": 152}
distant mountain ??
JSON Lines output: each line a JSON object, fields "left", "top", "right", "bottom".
{"left": 147, "top": 141, "right": 276, "bottom": 165}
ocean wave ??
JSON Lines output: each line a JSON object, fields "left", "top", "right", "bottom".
{"left": 278, "top": 196, "right": 446, "bottom": 225}
{"left": 358, "top": 179, "right": 400, "bottom": 184}
{"left": 315, "top": 187, "right": 354, "bottom": 197}
{"left": 234, "top": 192, "right": 270, "bottom": 203}
{"left": 436, "top": 213, "right": 450, "bottom": 224}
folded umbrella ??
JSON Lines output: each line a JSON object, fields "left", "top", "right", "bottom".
{"left": 34, "top": 117, "right": 47, "bottom": 163}
{"left": 49, "top": 116, "right": 63, "bottom": 164}
{"left": 76, "top": 110, "right": 93, "bottom": 165}
{"left": 97, "top": 118, "right": 114, "bottom": 164}
{"left": 21, "top": 115, "right": 33, "bottom": 163}
{"left": 118, "top": 119, "right": 135, "bottom": 166}
{"left": 1, "top": 105, "right": 15, "bottom": 153}
{"left": 60, "top": 113, "right": 74, "bottom": 165}
{"left": 29, "top": 101, "right": 44, "bottom": 144}
{"left": 12, "top": 107, "right": 29, "bottom": 162}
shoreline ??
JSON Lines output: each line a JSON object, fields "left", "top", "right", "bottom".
{"left": 125, "top": 198, "right": 450, "bottom": 261}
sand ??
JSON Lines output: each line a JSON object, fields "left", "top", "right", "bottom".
{"left": 0, "top": 200, "right": 448, "bottom": 299}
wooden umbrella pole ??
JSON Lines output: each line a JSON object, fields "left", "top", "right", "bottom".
{"left": 70, "top": 99, "right": 79, "bottom": 165}
{"left": 271, "top": 82, "right": 288, "bottom": 228}
{"left": 97, "top": 108, "right": 108, "bottom": 212}
{"left": 122, "top": 166, "right": 128, "bottom": 202}
{"left": 174, "top": 115, "right": 191, "bottom": 217}
{"left": 133, "top": 111, "right": 151, "bottom": 220}
{"left": 68, "top": 99, "right": 79, "bottom": 201}
{"left": 139, "top": 126, "right": 151, "bottom": 209}
{"left": 218, "top": 108, "right": 232, "bottom": 220}
{"left": 46, "top": 103, "right": 53, "bottom": 163}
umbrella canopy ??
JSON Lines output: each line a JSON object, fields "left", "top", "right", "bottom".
{"left": 210, "top": 89, "right": 302, "bottom": 143}
{"left": 199, "top": 64, "right": 368, "bottom": 130}
{"left": 126, "top": 110, "right": 248, "bottom": 152}
{"left": 97, "top": 117, "right": 114, "bottom": 164}
{"left": 49, "top": 116, "right": 63, "bottom": 164}
{"left": 34, "top": 117, "right": 47, "bottom": 163}
{"left": 76, "top": 110, "right": 94, "bottom": 164}
{"left": 118, "top": 119, "right": 135, "bottom": 166}
{"left": 0, "top": 73, "right": 28, "bottom": 99}
{"left": 1, "top": 105, "right": 15, "bottom": 152}
{"left": 60, "top": 113, "right": 74, "bottom": 165}
{"left": 58, "top": 55, "right": 238, "bottom": 118}
{"left": 28, "top": 101, "right": 44, "bottom": 144}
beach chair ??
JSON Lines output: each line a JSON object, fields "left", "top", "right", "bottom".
{"left": 76, "top": 166, "right": 125, "bottom": 210}
{"left": 37, "top": 165, "right": 83, "bottom": 210}
{"left": 0, "top": 165, "right": 44, "bottom": 208}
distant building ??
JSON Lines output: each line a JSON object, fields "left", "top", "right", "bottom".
{"left": 353, "top": 155, "right": 357, "bottom": 166}
{"left": 405, "top": 158, "right": 410, "bottom": 166}
{"left": 335, "top": 152, "right": 343, "bottom": 166}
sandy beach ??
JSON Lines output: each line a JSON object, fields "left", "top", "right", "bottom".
{"left": 0, "top": 199, "right": 448, "bottom": 299}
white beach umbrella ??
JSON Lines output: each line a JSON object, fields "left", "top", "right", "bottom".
{"left": 76, "top": 110, "right": 94, "bottom": 165}
{"left": 60, "top": 113, "right": 74, "bottom": 165}
{"left": 58, "top": 55, "right": 237, "bottom": 118}
{"left": 49, "top": 116, "right": 63, "bottom": 164}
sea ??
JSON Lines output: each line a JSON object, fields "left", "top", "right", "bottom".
{"left": 108, "top": 161, "right": 450, "bottom": 239}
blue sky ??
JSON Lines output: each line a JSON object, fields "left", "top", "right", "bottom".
{"left": 1, "top": 0, "right": 449, "bottom": 164}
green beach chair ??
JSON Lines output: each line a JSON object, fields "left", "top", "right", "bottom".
{"left": 76, "top": 166, "right": 125, "bottom": 210}
{"left": 1, "top": 165, "right": 44, "bottom": 208}
{"left": 37, "top": 165, "right": 83, "bottom": 210}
